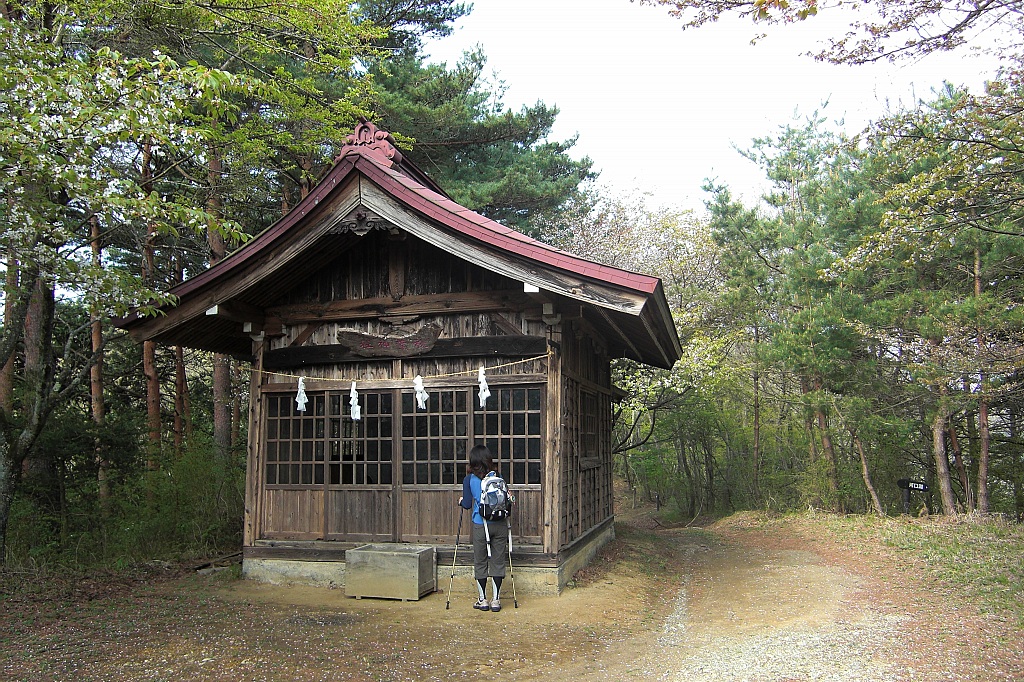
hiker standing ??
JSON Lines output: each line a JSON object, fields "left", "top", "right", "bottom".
{"left": 459, "top": 444, "right": 508, "bottom": 612}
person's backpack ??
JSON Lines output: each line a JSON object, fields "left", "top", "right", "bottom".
{"left": 479, "top": 471, "right": 511, "bottom": 521}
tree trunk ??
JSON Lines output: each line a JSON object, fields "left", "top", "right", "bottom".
{"left": 22, "top": 278, "right": 57, "bottom": 510}
{"left": 0, "top": 263, "right": 53, "bottom": 563}
{"left": 0, "top": 250, "right": 13, "bottom": 552}
{"left": 4, "top": 275, "right": 57, "bottom": 559}
{"left": 801, "top": 376, "right": 818, "bottom": 464}
{"left": 1009, "top": 403, "right": 1021, "bottom": 520}
{"left": 208, "top": 145, "right": 231, "bottom": 461}
{"left": 299, "top": 155, "right": 313, "bottom": 199}
{"left": 975, "top": 247, "right": 991, "bottom": 513}
{"left": 752, "top": 322, "right": 761, "bottom": 499}
{"left": 813, "top": 379, "right": 841, "bottom": 512}
{"left": 90, "top": 216, "right": 110, "bottom": 515}
{"left": 212, "top": 364, "right": 231, "bottom": 463}
{"left": 932, "top": 398, "right": 959, "bottom": 515}
{"left": 947, "top": 422, "right": 973, "bottom": 511}
{"left": 172, "top": 254, "right": 187, "bottom": 457}
{"left": 0, "top": 441, "right": 19, "bottom": 563}
{"left": 977, "top": 394, "right": 991, "bottom": 513}
{"left": 174, "top": 345, "right": 187, "bottom": 455}
{"left": 281, "top": 183, "right": 293, "bottom": 216}
{"left": 852, "top": 432, "right": 884, "bottom": 516}
{"left": 231, "top": 361, "right": 242, "bottom": 449}
{"left": 816, "top": 407, "right": 841, "bottom": 510}
{"left": 141, "top": 141, "right": 161, "bottom": 467}
{"left": 677, "top": 436, "right": 696, "bottom": 518}
{"left": 0, "top": 247, "right": 15, "bottom": 413}
{"left": 620, "top": 450, "right": 635, "bottom": 496}
{"left": 702, "top": 437, "right": 715, "bottom": 512}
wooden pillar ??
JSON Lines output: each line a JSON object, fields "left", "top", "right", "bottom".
{"left": 544, "top": 342, "right": 562, "bottom": 555}
{"left": 244, "top": 336, "right": 267, "bottom": 546}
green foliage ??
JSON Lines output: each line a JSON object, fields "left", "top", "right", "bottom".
{"left": 370, "top": 50, "right": 595, "bottom": 230}
{"left": 6, "top": 438, "right": 244, "bottom": 567}
{"left": 1, "top": 0, "right": 596, "bottom": 570}
{"left": 0, "top": 20, "right": 244, "bottom": 316}
{"left": 608, "top": 91, "right": 1024, "bottom": 520}
{"left": 354, "top": 0, "right": 471, "bottom": 54}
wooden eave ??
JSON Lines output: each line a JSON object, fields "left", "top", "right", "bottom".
{"left": 118, "top": 146, "right": 681, "bottom": 369}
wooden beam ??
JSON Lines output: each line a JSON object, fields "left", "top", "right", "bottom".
{"left": 562, "top": 366, "right": 613, "bottom": 398}
{"left": 640, "top": 312, "right": 675, "bottom": 370}
{"left": 264, "top": 290, "right": 531, "bottom": 327}
{"left": 289, "top": 323, "right": 323, "bottom": 347}
{"left": 595, "top": 307, "right": 642, "bottom": 360}
{"left": 260, "top": 373, "right": 549, "bottom": 392}
{"left": 489, "top": 312, "right": 525, "bottom": 336}
{"left": 263, "top": 335, "right": 548, "bottom": 370}
{"left": 205, "top": 300, "right": 265, "bottom": 325}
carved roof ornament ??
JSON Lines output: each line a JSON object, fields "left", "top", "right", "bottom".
{"left": 335, "top": 118, "right": 404, "bottom": 166}
{"left": 330, "top": 207, "right": 391, "bottom": 236}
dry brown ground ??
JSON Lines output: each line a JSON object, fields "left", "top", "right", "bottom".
{"left": 2, "top": 507, "right": 1022, "bottom": 681}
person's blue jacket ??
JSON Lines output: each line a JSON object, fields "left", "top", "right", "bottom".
{"left": 460, "top": 473, "right": 484, "bottom": 524}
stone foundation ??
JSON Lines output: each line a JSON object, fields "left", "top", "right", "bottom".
{"left": 242, "top": 520, "right": 615, "bottom": 597}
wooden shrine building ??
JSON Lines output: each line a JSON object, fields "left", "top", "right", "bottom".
{"left": 120, "top": 121, "right": 681, "bottom": 594}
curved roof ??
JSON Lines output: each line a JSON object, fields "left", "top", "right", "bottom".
{"left": 119, "top": 121, "right": 681, "bottom": 369}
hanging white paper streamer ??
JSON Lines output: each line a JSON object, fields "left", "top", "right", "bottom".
{"left": 413, "top": 374, "right": 429, "bottom": 410}
{"left": 477, "top": 366, "right": 491, "bottom": 407}
{"left": 349, "top": 381, "right": 361, "bottom": 421}
{"left": 295, "top": 376, "right": 308, "bottom": 412}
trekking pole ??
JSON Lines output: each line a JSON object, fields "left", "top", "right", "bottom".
{"left": 507, "top": 508, "right": 518, "bottom": 608}
{"left": 445, "top": 507, "right": 465, "bottom": 610}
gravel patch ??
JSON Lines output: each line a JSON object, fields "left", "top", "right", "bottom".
{"left": 629, "top": 541, "right": 911, "bottom": 682}
{"left": 654, "top": 611, "right": 907, "bottom": 681}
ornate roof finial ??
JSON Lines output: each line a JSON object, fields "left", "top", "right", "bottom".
{"left": 335, "top": 118, "right": 404, "bottom": 166}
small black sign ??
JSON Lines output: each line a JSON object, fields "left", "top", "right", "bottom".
{"left": 897, "top": 478, "right": 929, "bottom": 492}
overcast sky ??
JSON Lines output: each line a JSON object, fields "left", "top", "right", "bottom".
{"left": 424, "top": 0, "right": 1003, "bottom": 212}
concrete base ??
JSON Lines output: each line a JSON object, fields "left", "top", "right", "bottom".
{"left": 243, "top": 558, "right": 346, "bottom": 588}
{"left": 242, "top": 521, "right": 616, "bottom": 596}
{"left": 346, "top": 544, "right": 435, "bottom": 601}
{"left": 438, "top": 564, "right": 560, "bottom": 598}
{"left": 557, "top": 521, "right": 615, "bottom": 589}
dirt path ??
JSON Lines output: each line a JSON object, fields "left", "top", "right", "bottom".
{"left": 634, "top": 532, "right": 904, "bottom": 680}
{"left": 632, "top": 516, "right": 1024, "bottom": 682}
{"left": 3, "top": 513, "right": 1022, "bottom": 681}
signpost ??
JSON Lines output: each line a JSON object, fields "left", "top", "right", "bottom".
{"left": 897, "top": 478, "right": 930, "bottom": 514}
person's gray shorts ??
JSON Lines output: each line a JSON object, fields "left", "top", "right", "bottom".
{"left": 472, "top": 521, "right": 508, "bottom": 579}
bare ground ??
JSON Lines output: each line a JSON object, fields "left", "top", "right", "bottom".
{"left": 2, "top": 508, "right": 1022, "bottom": 681}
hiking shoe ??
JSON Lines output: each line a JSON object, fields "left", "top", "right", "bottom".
{"left": 473, "top": 598, "right": 490, "bottom": 611}
{"left": 490, "top": 598, "right": 501, "bottom": 612}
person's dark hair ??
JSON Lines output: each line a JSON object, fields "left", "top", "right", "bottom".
{"left": 467, "top": 444, "right": 493, "bottom": 478}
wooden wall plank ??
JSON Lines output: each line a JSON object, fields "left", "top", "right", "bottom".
{"left": 263, "top": 489, "right": 324, "bottom": 539}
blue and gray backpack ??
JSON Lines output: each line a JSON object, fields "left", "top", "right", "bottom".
{"left": 479, "top": 471, "right": 511, "bottom": 521}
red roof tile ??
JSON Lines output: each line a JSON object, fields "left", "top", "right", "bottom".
{"left": 349, "top": 153, "right": 660, "bottom": 295}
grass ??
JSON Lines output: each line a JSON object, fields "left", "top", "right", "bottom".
{"left": 877, "top": 515, "right": 1024, "bottom": 626}
{"left": 727, "top": 510, "right": 1024, "bottom": 629}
